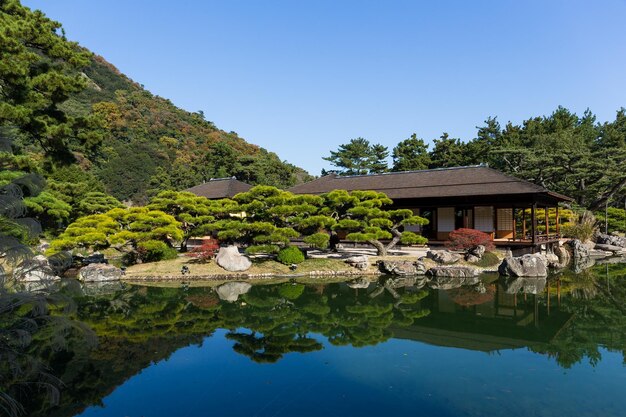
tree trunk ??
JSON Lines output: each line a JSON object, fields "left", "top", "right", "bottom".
{"left": 588, "top": 176, "right": 626, "bottom": 212}
{"left": 368, "top": 240, "right": 387, "bottom": 256}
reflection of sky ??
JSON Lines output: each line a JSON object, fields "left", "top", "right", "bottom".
{"left": 78, "top": 329, "right": 626, "bottom": 417}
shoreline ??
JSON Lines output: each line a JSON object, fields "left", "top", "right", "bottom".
{"left": 123, "top": 268, "right": 384, "bottom": 282}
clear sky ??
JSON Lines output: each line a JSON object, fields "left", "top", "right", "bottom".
{"left": 23, "top": 0, "right": 626, "bottom": 175}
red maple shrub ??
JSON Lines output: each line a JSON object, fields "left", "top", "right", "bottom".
{"left": 445, "top": 228, "right": 494, "bottom": 251}
{"left": 186, "top": 238, "right": 220, "bottom": 262}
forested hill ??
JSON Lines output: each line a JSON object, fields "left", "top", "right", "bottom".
{"left": 1, "top": 0, "right": 310, "bottom": 206}
{"left": 62, "top": 54, "right": 311, "bottom": 202}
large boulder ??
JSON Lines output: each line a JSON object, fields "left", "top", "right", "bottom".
{"left": 553, "top": 245, "right": 571, "bottom": 268}
{"left": 14, "top": 255, "right": 59, "bottom": 282}
{"left": 594, "top": 243, "right": 626, "bottom": 255}
{"left": 539, "top": 252, "right": 561, "bottom": 269}
{"left": 426, "top": 266, "right": 479, "bottom": 280}
{"left": 216, "top": 281, "right": 251, "bottom": 302}
{"left": 568, "top": 239, "right": 589, "bottom": 259}
{"left": 465, "top": 245, "right": 486, "bottom": 262}
{"left": 498, "top": 254, "right": 548, "bottom": 277}
{"left": 215, "top": 245, "right": 252, "bottom": 272}
{"left": 426, "top": 250, "right": 462, "bottom": 264}
{"left": 78, "top": 263, "right": 122, "bottom": 282}
{"left": 378, "top": 260, "right": 426, "bottom": 276}
{"left": 345, "top": 255, "right": 369, "bottom": 270}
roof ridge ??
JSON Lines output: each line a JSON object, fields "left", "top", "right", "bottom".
{"left": 208, "top": 176, "right": 238, "bottom": 182}
{"left": 335, "top": 165, "right": 486, "bottom": 179}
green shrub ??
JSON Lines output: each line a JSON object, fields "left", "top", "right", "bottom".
{"left": 471, "top": 251, "right": 500, "bottom": 267}
{"left": 595, "top": 207, "right": 626, "bottom": 234}
{"left": 277, "top": 246, "right": 305, "bottom": 265}
{"left": 137, "top": 240, "right": 178, "bottom": 263}
{"left": 561, "top": 211, "right": 598, "bottom": 241}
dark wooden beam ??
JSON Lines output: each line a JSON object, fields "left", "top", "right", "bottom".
{"left": 531, "top": 203, "right": 537, "bottom": 245}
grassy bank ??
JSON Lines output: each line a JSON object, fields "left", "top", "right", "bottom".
{"left": 124, "top": 256, "right": 361, "bottom": 280}
{"left": 123, "top": 249, "right": 505, "bottom": 282}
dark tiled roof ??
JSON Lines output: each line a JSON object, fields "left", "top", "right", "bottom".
{"left": 289, "top": 166, "right": 572, "bottom": 201}
{"left": 185, "top": 177, "right": 252, "bottom": 199}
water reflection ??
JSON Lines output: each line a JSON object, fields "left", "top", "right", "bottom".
{"left": 2, "top": 261, "right": 626, "bottom": 416}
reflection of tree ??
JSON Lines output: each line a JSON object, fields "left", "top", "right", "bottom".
{"left": 530, "top": 264, "right": 626, "bottom": 368}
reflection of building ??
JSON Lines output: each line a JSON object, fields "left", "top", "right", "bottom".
{"left": 290, "top": 166, "right": 572, "bottom": 250}
{"left": 392, "top": 280, "right": 573, "bottom": 352}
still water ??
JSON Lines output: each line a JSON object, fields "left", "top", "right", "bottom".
{"left": 4, "top": 262, "right": 626, "bottom": 417}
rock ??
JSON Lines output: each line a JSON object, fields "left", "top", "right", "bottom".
{"left": 345, "top": 255, "right": 369, "bottom": 270}
{"left": 568, "top": 239, "right": 590, "bottom": 259}
{"left": 596, "top": 233, "right": 626, "bottom": 248}
{"left": 582, "top": 240, "right": 596, "bottom": 251}
{"left": 465, "top": 254, "right": 481, "bottom": 263}
{"left": 14, "top": 255, "right": 59, "bottom": 282}
{"left": 588, "top": 249, "right": 613, "bottom": 258}
{"left": 216, "top": 281, "right": 251, "bottom": 302}
{"left": 502, "top": 276, "right": 547, "bottom": 295}
{"left": 553, "top": 245, "right": 571, "bottom": 268}
{"left": 498, "top": 254, "right": 548, "bottom": 277}
{"left": 469, "top": 245, "right": 486, "bottom": 258}
{"left": 426, "top": 250, "right": 462, "bottom": 264}
{"left": 426, "top": 266, "right": 479, "bottom": 280}
{"left": 378, "top": 260, "right": 426, "bottom": 275}
{"left": 426, "top": 272, "right": 481, "bottom": 290}
{"left": 594, "top": 243, "right": 626, "bottom": 254}
{"left": 540, "top": 252, "right": 560, "bottom": 269}
{"left": 78, "top": 263, "right": 122, "bottom": 282}
{"left": 215, "top": 245, "right": 252, "bottom": 272}
{"left": 346, "top": 277, "right": 371, "bottom": 289}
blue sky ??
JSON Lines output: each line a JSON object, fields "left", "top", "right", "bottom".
{"left": 24, "top": 0, "right": 626, "bottom": 175}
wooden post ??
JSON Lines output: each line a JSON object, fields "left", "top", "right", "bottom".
{"left": 556, "top": 206, "right": 560, "bottom": 237}
{"left": 512, "top": 206, "right": 517, "bottom": 241}
{"left": 522, "top": 208, "right": 527, "bottom": 240}
{"left": 531, "top": 203, "right": 537, "bottom": 245}
{"left": 545, "top": 206, "right": 550, "bottom": 239}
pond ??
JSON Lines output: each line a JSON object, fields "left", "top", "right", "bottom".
{"left": 3, "top": 262, "right": 626, "bottom": 417}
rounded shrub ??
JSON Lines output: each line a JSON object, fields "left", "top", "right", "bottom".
{"left": 278, "top": 283, "right": 305, "bottom": 300}
{"left": 277, "top": 246, "right": 305, "bottom": 265}
{"left": 137, "top": 240, "right": 178, "bottom": 263}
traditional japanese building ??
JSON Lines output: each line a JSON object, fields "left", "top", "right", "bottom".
{"left": 185, "top": 177, "right": 252, "bottom": 199}
{"left": 289, "top": 166, "right": 573, "bottom": 250}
